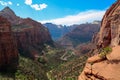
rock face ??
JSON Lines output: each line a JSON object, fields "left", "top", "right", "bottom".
{"left": 98, "top": 0, "right": 120, "bottom": 47}
{"left": 13, "top": 18, "right": 53, "bottom": 58}
{"left": 0, "top": 7, "right": 53, "bottom": 59}
{"left": 0, "top": 16, "right": 18, "bottom": 72}
{"left": 79, "top": 0, "right": 120, "bottom": 80}
{"left": 79, "top": 46, "right": 120, "bottom": 80}
{"left": 57, "top": 23, "right": 100, "bottom": 47}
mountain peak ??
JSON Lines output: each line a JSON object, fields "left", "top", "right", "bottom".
{"left": 1, "top": 6, "right": 15, "bottom": 15}
{"left": 3, "top": 6, "right": 11, "bottom": 10}
{"left": 0, "top": 7, "right": 19, "bottom": 24}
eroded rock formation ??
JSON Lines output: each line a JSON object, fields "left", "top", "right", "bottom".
{"left": 79, "top": 0, "right": 120, "bottom": 80}
{"left": 0, "top": 7, "right": 53, "bottom": 59}
{"left": 0, "top": 16, "right": 18, "bottom": 72}
{"left": 98, "top": 0, "right": 120, "bottom": 47}
{"left": 13, "top": 18, "right": 53, "bottom": 58}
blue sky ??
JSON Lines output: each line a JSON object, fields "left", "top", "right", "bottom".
{"left": 0, "top": 0, "right": 116, "bottom": 25}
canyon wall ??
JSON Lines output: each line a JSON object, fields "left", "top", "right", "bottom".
{"left": 79, "top": 0, "right": 120, "bottom": 80}
{"left": 0, "top": 16, "right": 18, "bottom": 72}
{"left": 0, "top": 7, "right": 53, "bottom": 59}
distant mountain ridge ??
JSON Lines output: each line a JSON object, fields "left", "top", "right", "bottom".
{"left": 44, "top": 23, "right": 77, "bottom": 40}
{"left": 57, "top": 22, "right": 100, "bottom": 48}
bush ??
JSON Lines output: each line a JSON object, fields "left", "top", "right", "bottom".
{"left": 99, "top": 46, "right": 112, "bottom": 58}
{"left": 15, "top": 70, "right": 28, "bottom": 79}
{"left": 38, "top": 56, "right": 47, "bottom": 64}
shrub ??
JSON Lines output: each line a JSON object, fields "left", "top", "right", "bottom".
{"left": 99, "top": 46, "right": 112, "bottom": 58}
{"left": 37, "top": 56, "right": 47, "bottom": 64}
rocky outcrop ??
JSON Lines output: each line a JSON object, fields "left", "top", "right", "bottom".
{"left": 79, "top": 0, "right": 120, "bottom": 80}
{"left": 0, "top": 16, "right": 18, "bottom": 72}
{"left": 0, "top": 7, "right": 53, "bottom": 59}
{"left": 98, "top": 0, "right": 120, "bottom": 47}
{"left": 79, "top": 46, "right": 120, "bottom": 80}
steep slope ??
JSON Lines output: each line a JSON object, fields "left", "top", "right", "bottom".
{"left": 15, "top": 56, "right": 49, "bottom": 80}
{"left": 44, "top": 23, "right": 76, "bottom": 40}
{"left": 0, "top": 7, "right": 53, "bottom": 58}
{"left": 79, "top": 0, "right": 120, "bottom": 79}
{"left": 47, "top": 56, "right": 87, "bottom": 80}
{"left": 98, "top": 0, "right": 120, "bottom": 47}
{"left": 0, "top": 16, "right": 18, "bottom": 72}
{"left": 75, "top": 43, "right": 96, "bottom": 56}
{"left": 13, "top": 18, "right": 53, "bottom": 58}
{"left": 57, "top": 23, "right": 100, "bottom": 47}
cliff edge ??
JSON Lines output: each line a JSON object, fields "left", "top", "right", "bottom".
{"left": 79, "top": 0, "right": 120, "bottom": 80}
{"left": 0, "top": 16, "right": 18, "bottom": 72}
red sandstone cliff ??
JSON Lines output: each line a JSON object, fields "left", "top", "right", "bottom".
{"left": 0, "top": 7, "right": 53, "bottom": 59}
{"left": 0, "top": 16, "right": 18, "bottom": 72}
{"left": 13, "top": 18, "right": 53, "bottom": 58}
{"left": 79, "top": 0, "right": 120, "bottom": 80}
{"left": 97, "top": 0, "right": 120, "bottom": 47}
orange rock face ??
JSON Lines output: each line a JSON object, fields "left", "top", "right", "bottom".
{"left": 0, "top": 16, "right": 18, "bottom": 72}
{"left": 79, "top": 46, "right": 120, "bottom": 80}
{"left": 98, "top": 0, "right": 120, "bottom": 47}
{"left": 79, "top": 0, "right": 120, "bottom": 80}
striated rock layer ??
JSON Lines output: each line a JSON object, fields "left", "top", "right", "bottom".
{"left": 13, "top": 18, "right": 53, "bottom": 58}
{"left": 0, "top": 16, "right": 18, "bottom": 72}
{"left": 0, "top": 7, "right": 53, "bottom": 59}
{"left": 79, "top": 0, "right": 120, "bottom": 80}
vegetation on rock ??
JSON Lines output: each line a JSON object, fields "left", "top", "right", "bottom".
{"left": 99, "top": 47, "right": 112, "bottom": 58}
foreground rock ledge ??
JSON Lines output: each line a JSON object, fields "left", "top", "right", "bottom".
{"left": 78, "top": 46, "right": 120, "bottom": 80}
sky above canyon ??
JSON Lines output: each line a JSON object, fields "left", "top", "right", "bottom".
{"left": 0, "top": 0, "right": 116, "bottom": 25}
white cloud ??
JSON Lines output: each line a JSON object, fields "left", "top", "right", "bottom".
{"left": 31, "top": 3, "right": 47, "bottom": 10}
{"left": 17, "top": 3, "right": 20, "bottom": 6}
{"left": 24, "top": 0, "right": 47, "bottom": 11}
{"left": 39, "top": 3, "right": 47, "bottom": 9}
{"left": 40, "top": 10, "right": 106, "bottom": 25}
{"left": 8, "top": 1, "right": 12, "bottom": 5}
{"left": 0, "top": 1, "right": 12, "bottom": 6}
{"left": 25, "top": 0, "right": 32, "bottom": 5}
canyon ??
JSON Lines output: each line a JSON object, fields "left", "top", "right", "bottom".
{"left": 0, "top": 0, "right": 119, "bottom": 79}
